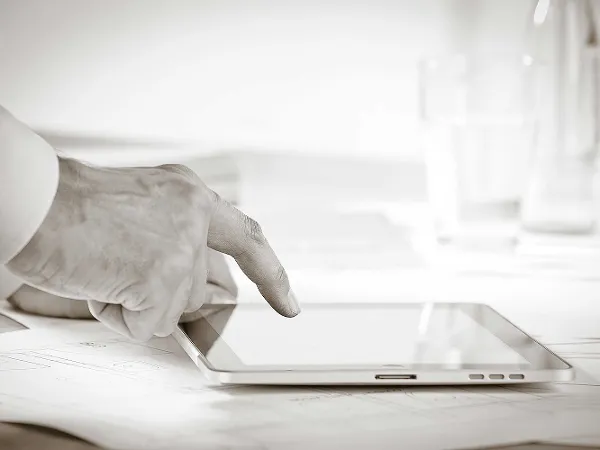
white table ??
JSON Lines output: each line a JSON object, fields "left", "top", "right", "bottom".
{"left": 1, "top": 265, "right": 600, "bottom": 450}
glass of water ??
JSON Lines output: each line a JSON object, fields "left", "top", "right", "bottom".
{"left": 419, "top": 54, "right": 539, "bottom": 249}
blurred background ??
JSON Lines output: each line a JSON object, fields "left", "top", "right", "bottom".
{"left": 2, "top": 0, "right": 600, "bottom": 307}
{"left": 0, "top": 0, "right": 529, "bottom": 158}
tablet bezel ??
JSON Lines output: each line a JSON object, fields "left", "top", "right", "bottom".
{"left": 178, "top": 302, "right": 572, "bottom": 374}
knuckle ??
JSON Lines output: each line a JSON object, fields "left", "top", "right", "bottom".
{"left": 243, "top": 216, "right": 266, "bottom": 245}
{"left": 275, "top": 265, "right": 288, "bottom": 283}
{"left": 154, "top": 322, "right": 177, "bottom": 338}
{"left": 207, "top": 189, "right": 221, "bottom": 207}
{"left": 130, "top": 328, "right": 154, "bottom": 342}
{"left": 160, "top": 164, "right": 200, "bottom": 182}
{"left": 128, "top": 312, "right": 160, "bottom": 341}
{"left": 158, "top": 165, "right": 212, "bottom": 210}
{"left": 189, "top": 184, "right": 218, "bottom": 213}
{"left": 159, "top": 165, "right": 220, "bottom": 215}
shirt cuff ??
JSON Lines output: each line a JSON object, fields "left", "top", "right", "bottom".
{"left": 0, "top": 107, "right": 60, "bottom": 264}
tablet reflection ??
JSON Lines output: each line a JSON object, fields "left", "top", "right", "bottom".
{"left": 180, "top": 303, "right": 567, "bottom": 371}
{"left": 182, "top": 305, "right": 236, "bottom": 357}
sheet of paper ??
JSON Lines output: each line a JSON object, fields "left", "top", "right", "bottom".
{"left": 0, "top": 312, "right": 27, "bottom": 334}
{"left": 0, "top": 326, "right": 259, "bottom": 449}
{"left": 1, "top": 322, "right": 600, "bottom": 450}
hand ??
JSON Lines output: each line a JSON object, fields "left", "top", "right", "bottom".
{"left": 8, "top": 249, "right": 238, "bottom": 321}
{"left": 7, "top": 158, "right": 299, "bottom": 340}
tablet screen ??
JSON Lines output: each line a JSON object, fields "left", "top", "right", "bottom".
{"left": 182, "top": 303, "right": 568, "bottom": 371}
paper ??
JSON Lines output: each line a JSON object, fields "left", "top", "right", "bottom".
{"left": 0, "top": 325, "right": 254, "bottom": 449}
{"left": 0, "top": 312, "right": 27, "bottom": 334}
{"left": 1, "top": 320, "right": 600, "bottom": 450}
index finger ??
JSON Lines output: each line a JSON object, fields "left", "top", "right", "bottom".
{"left": 206, "top": 197, "right": 300, "bottom": 318}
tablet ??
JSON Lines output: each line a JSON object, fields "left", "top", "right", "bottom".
{"left": 174, "top": 302, "right": 574, "bottom": 385}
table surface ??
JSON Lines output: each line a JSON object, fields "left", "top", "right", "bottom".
{"left": 1, "top": 269, "right": 600, "bottom": 450}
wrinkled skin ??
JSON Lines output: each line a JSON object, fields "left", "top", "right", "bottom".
{"left": 6, "top": 158, "right": 299, "bottom": 340}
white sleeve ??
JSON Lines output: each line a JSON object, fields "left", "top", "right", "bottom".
{"left": 0, "top": 105, "right": 59, "bottom": 269}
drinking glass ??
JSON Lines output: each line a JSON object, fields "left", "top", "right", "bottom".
{"left": 419, "top": 53, "right": 539, "bottom": 248}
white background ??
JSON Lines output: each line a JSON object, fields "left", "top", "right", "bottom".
{"left": 0, "top": 0, "right": 530, "bottom": 160}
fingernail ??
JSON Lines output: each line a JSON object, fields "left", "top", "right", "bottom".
{"left": 287, "top": 289, "right": 301, "bottom": 317}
